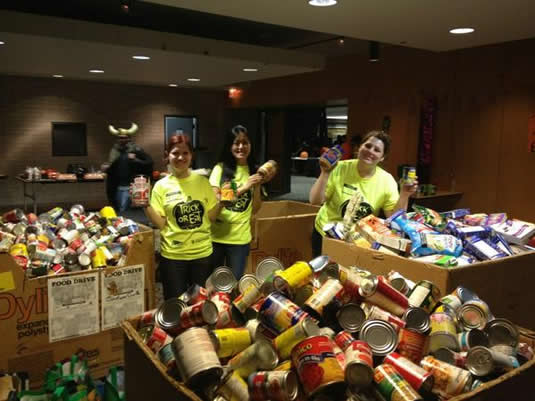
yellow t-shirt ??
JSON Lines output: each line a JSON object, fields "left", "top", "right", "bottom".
{"left": 150, "top": 173, "right": 217, "bottom": 260}
{"left": 209, "top": 163, "right": 253, "bottom": 244}
{"left": 315, "top": 159, "right": 399, "bottom": 236}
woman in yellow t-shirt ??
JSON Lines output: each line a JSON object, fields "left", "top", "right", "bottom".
{"left": 143, "top": 134, "right": 222, "bottom": 299}
{"left": 309, "top": 130, "right": 418, "bottom": 257}
{"left": 209, "top": 125, "right": 263, "bottom": 278}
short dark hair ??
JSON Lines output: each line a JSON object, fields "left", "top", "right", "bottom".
{"left": 360, "top": 130, "right": 392, "bottom": 156}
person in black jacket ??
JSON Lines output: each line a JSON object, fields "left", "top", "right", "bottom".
{"left": 102, "top": 123, "right": 153, "bottom": 212}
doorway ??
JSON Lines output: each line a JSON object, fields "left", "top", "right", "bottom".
{"left": 164, "top": 115, "right": 198, "bottom": 149}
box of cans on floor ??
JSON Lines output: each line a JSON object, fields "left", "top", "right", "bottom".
{"left": 322, "top": 237, "right": 535, "bottom": 330}
{"left": 246, "top": 201, "right": 320, "bottom": 274}
{"left": 121, "top": 258, "right": 535, "bottom": 401}
{"left": 0, "top": 204, "right": 155, "bottom": 386}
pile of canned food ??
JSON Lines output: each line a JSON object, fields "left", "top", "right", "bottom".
{"left": 0, "top": 205, "right": 140, "bottom": 277}
{"left": 137, "top": 256, "right": 534, "bottom": 401}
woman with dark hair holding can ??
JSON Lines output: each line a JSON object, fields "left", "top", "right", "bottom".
{"left": 209, "top": 125, "right": 264, "bottom": 278}
{"left": 309, "top": 130, "right": 418, "bottom": 257}
{"left": 143, "top": 134, "right": 222, "bottom": 299}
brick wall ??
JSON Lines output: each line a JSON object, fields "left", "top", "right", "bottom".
{"left": 0, "top": 75, "right": 227, "bottom": 212}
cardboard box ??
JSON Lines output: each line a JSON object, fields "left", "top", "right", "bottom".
{"left": 322, "top": 237, "right": 535, "bottom": 330}
{"left": 0, "top": 225, "right": 155, "bottom": 385}
{"left": 120, "top": 316, "right": 535, "bottom": 401}
{"left": 246, "top": 201, "right": 320, "bottom": 273}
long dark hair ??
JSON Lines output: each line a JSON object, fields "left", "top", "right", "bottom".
{"left": 216, "top": 125, "right": 256, "bottom": 183}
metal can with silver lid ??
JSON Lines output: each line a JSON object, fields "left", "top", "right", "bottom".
{"left": 178, "top": 283, "right": 209, "bottom": 305}
{"left": 238, "top": 273, "right": 261, "bottom": 293}
{"left": 451, "top": 286, "right": 479, "bottom": 303}
{"left": 432, "top": 347, "right": 467, "bottom": 368}
{"left": 248, "top": 370, "right": 299, "bottom": 401}
{"left": 154, "top": 298, "right": 188, "bottom": 335}
{"left": 458, "top": 328, "right": 490, "bottom": 351}
{"left": 466, "top": 346, "right": 520, "bottom": 376}
{"left": 344, "top": 340, "right": 374, "bottom": 388}
{"left": 384, "top": 352, "right": 434, "bottom": 394}
{"left": 273, "top": 317, "right": 320, "bottom": 360}
{"left": 256, "top": 257, "right": 284, "bottom": 283}
{"left": 303, "top": 278, "right": 344, "bottom": 319}
{"left": 420, "top": 355, "right": 472, "bottom": 398}
{"left": 206, "top": 266, "right": 238, "bottom": 294}
{"left": 402, "top": 306, "right": 430, "bottom": 334}
{"left": 228, "top": 339, "right": 279, "bottom": 378}
{"left": 373, "top": 364, "right": 423, "bottom": 401}
{"left": 336, "top": 303, "right": 366, "bottom": 333}
{"left": 273, "top": 261, "right": 314, "bottom": 295}
{"left": 484, "top": 318, "right": 519, "bottom": 348}
{"left": 210, "top": 327, "right": 252, "bottom": 359}
{"left": 408, "top": 280, "right": 441, "bottom": 313}
{"left": 362, "top": 303, "right": 406, "bottom": 332}
{"left": 172, "top": 327, "right": 223, "bottom": 388}
{"left": 386, "top": 270, "right": 415, "bottom": 295}
{"left": 359, "top": 319, "right": 399, "bottom": 357}
{"left": 457, "top": 299, "right": 491, "bottom": 330}
{"left": 178, "top": 300, "right": 219, "bottom": 331}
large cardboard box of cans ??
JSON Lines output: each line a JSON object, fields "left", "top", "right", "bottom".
{"left": 121, "top": 316, "right": 535, "bottom": 401}
{"left": 0, "top": 224, "right": 155, "bottom": 386}
{"left": 246, "top": 201, "right": 320, "bottom": 274}
{"left": 322, "top": 237, "right": 535, "bottom": 330}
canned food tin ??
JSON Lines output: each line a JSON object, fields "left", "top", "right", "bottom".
{"left": 248, "top": 370, "right": 299, "bottom": 401}
{"left": 179, "top": 283, "right": 209, "bottom": 305}
{"left": 408, "top": 280, "right": 441, "bottom": 313}
{"left": 145, "top": 326, "right": 172, "bottom": 353}
{"left": 211, "top": 327, "right": 252, "bottom": 358}
{"left": 233, "top": 283, "right": 263, "bottom": 314}
{"left": 451, "top": 286, "right": 479, "bottom": 303}
{"left": 384, "top": 352, "right": 434, "bottom": 393}
{"left": 206, "top": 266, "right": 237, "bottom": 294}
{"left": 259, "top": 292, "right": 309, "bottom": 334}
{"left": 430, "top": 312, "right": 457, "bottom": 336}
{"left": 217, "top": 371, "right": 249, "bottom": 401}
{"left": 256, "top": 257, "right": 285, "bottom": 283}
{"left": 228, "top": 340, "right": 279, "bottom": 378}
{"left": 457, "top": 299, "right": 491, "bottom": 330}
{"left": 131, "top": 175, "right": 150, "bottom": 207}
{"left": 360, "top": 289, "right": 407, "bottom": 317}
{"left": 402, "top": 307, "right": 430, "bottom": 334}
{"left": 359, "top": 320, "right": 399, "bottom": 357}
{"left": 397, "top": 328, "right": 427, "bottom": 363}
{"left": 427, "top": 331, "right": 460, "bottom": 354}
{"left": 420, "top": 355, "right": 472, "bottom": 398}
{"left": 320, "top": 145, "right": 343, "bottom": 169}
{"left": 304, "top": 278, "right": 344, "bottom": 318}
{"left": 273, "top": 317, "right": 320, "bottom": 360}
{"left": 334, "top": 331, "right": 355, "bottom": 351}
{"left": 363, "top": 303, "right": 406, "bottom": 332}
{"left": 155, "top": 298, "right": 188, "bottom": 335}
{"left": 465, "top": 346, "right": 519, "bottom": 376}
{"left": 9, "top": 243, "right": 29, "bottom": 268}
{"left": 172, "top": 327, "right": 223, "bottom": 387}
{"left": 179, "top": 300, "right": 219, "bottom": 330}
{"left": 91, "top": 248, "right": 107, "bottom": 268}
{"left": 257, "top": 160, "right": 279, "bottom": 180}
{"left": 100, "top": 206, "right": 117, "bottom": 219}
{"left": 77, "top": 253, "right": 91, "bottom": 269}
{"left": 344, "top": 340, "right": 374, "bottom": 388}
{"left": 336, "top": 303, "right": 366, "bottom": 333}
{"left": 458, "top": 329, "right": 489, "bottom": 351}
{"left": 238, "top": 274, "right": 261, "bottom": 293}
{"left": 291, "top": 336, "right": 345, "bottom": 397}
{"left": 373, "top": 364, "right": 423, "bottom": 401}
{"left": 484, "top": 318, "right": 519, "bottom": 348}
{"left": 387, "top": 270, "right": 415, "bottom": 295}
{"left": 138, "top": 309, "right": 157, "bottom": 328}
{"left": 273, "top": 261, "right": 314, "bottom": 294}
{"left": 245, "top": 318, "right": 278, "bottom": 342}
{"left": 359, "top": 275, "right": 409, "bottom": 310}
{"left": 157, "top": 343, "right": 177, "bottom": 372}
{"left": 437, "top": 294, "right": 462, "bottom": 313}
{"left": 210, "top": 291, "right": 232, "bottom": 312}
{"left": 402, "top": 166, "right": 417, "bottom": 185}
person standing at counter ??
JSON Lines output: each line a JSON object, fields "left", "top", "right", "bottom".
{"left": 209, "top": 125, "right": 263, "bottom": 278}
{"left": 143, "top": 134, "right": 222, "bottom": 299}
{"left": 309, "top": 130, "right": 418, "bottom": 257}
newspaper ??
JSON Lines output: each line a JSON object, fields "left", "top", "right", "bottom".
{"left": 48, "top": 272, "right": 99, "bottom": 342}
{"left": 101, "top": 264, "right": 145, "bottom": 330}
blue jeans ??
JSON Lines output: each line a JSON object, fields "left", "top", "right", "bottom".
{"left": 116, "top": 186, "right": 131, "bottom": 213}
{"left": 212, "top": 242, "right": 250, "bottom": 279}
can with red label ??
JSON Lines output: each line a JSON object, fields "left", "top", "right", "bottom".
{"left": 420, "top": 355, "right": 472, "bottom": 398}
{"left": 131, "top": 175, "right": 150, "bottom": 207}
{"left": 179, "top": 300, "right": 219, "bottom": 331}
{"left": 374, "top": 364, "right": 423, "bottom": 401}
{"left": 145, "top": 326, "right": 173, "bottom": 353}
{"left": 362, "top": 303, "right": 406, "bottom": 332}
{"left": 273, "top": 317, "right": 320, "bottom": 360}
{"left": 344, "top": 340, "right": 374, "bottom": 388}
{"left": 397, "top": 328, "right": 427, "bottom": 363}
{"left": 179, "top": 283, "right": 209, "bottom": 305}
{"left": 384, "top": 352, "right": 434, "bottom": 393}
{"left": 248, "top": 370, "right": 299, "bottom": 401}
{"left": 291, "top": 336, "right": 346, "bottom": 398}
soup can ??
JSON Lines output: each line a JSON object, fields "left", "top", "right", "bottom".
{"left": 172, "top": 327, "right": 223, "bottom": 388}
{"left": 248, "top": 370, "right": 299, "bottom": 401}
{"left": 374, "top": 364, "right": 423, "bottom": 401}
{"left": 420, "top": 355, "right": 472, "bottom": 398}
{"left": 344, "top": 340, "right": 374, "bottom": 388}
{"left": 273, "top": 317, "right": 320, "bottom": 360}
{"left": 228, "top": 340, "right": 279, "bottom": 378}
{"left": 384, "top": 352, "right": 434, "bottom": 394}
{"left": 259, "top": 292, "right": 309, "bottom": 334}
{"left": 291, "top": 335, "right": 345, "bottom": 397}
{"left": 211, "top": 327, "right": 252, "bottom": 359}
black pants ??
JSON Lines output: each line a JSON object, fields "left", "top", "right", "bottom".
{"left": 159, "top": 254, "right": 213, "bottom": 300}
{"left": 212, "top": 242, "right": 251, "bottom": 279}
{"left": 311, "top": 228, "right": 323, "bottom": 258}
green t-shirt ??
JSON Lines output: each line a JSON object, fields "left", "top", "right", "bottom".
{"left": 315, "top": 159, "right": 400, "bottom": 236}
{"left": 150, "top": 173, "right": 217, "bottom": 260}
{"left": 209, "top": 163, "right": 253, "bottom": 244}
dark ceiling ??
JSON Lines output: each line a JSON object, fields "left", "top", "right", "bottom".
{"left": 0, "top": 0, "right": 344, "bottom": 51}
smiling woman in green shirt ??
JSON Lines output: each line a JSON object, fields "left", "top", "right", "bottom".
{"left": 209, "top": 125, "right": 263, "bottom": 278}
{"left": 309, "top": 130, "right": 418, "bottom": 257}
{"left": 143, "top": 134, "right": 223, "bottom": 299}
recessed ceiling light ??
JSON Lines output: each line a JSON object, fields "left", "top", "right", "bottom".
{"left": 0, "top": 41, "right": 5, "bottom": 45}
{"left": 449, "top": 27, "right": 475, "bottom": 34}
{"left": 53, "top": 75, "right": 64, "bottom": 78}
{"left": 243, "top": 68, "right": 258, "bottom": 72}
{"left": 187, "top": 78, "right": 200, "bottom": 82}
{"left": 89, "top": 69, "right": 104, "bottom": 73}
{"left": 308, "top": 0, "right": 337, "bottom": 6}
{"left": 168, "top": 83, "right": 178, "bottom": 87}
{"left": 327, "top": 115, "right": 348, "bottom": 120}
{"left": 132, "top": 55, "right": 150, "bottom": 60}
